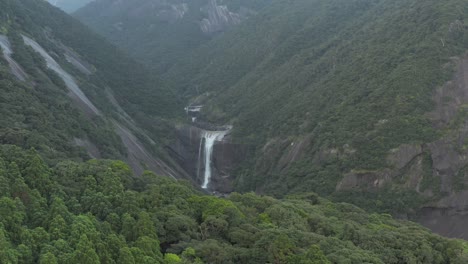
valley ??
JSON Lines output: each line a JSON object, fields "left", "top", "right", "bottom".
{"left": 75, "top": 0, "right": 468, "bottom": 240}
{"left": 1, "top": 0, "right": 468, "bottom": 262}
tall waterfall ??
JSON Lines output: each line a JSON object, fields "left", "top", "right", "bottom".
{"left": 200, "top": 130, "right": 229, "bottom": 189}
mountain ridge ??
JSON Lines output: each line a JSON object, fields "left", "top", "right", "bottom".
{"left": 76, "top": 0, "right": 468, "bottom": 238}
{"left": 1, "top": 0, "right": 468, "bottom": 262}
{"left": 0, "top": 0, "right": 188, "bottom": 180}
{"left": 74, "top": 0, "right": 272, "bottom": 73}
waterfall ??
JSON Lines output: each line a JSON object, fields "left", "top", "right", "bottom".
{"left": 196, "top": 136, "right": 204, "bottom": 181}
{"left": 200, "top": 130, "right": 228, "bottom": 189}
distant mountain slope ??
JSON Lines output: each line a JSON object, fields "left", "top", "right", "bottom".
{"left": 2, "top": 2, "right": 468, "bottom": 263}
{"left": 162, "top": 0, "right": 458, "bottom": 178}
{"left": 163, "top": 0, "right": 468, "bottom": 235}
{"left": 47, "top": 0, "right": 93, "bottom": 13}
{"left": 74, "top": 0, "right": 272, "bottom": 73}
{"left": 0, "top": 0, "right": 186, "bottom": 178}
{"left": 76, "top": 0, "right": 468, "bottom": 238}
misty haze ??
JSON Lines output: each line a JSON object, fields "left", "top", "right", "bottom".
{"left": 1, "top": 0, "right": 468, "bottom": 263}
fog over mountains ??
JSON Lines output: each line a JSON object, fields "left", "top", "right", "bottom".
{"left": 2, "top": 0, "right": 468, "bottom": 262}
{"left": 47, "top": 0, "right": 93, "bottom": 12}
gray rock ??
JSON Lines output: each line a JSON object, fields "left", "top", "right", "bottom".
{"left": 387, "top": 144, "right": 422, "bottom": 170}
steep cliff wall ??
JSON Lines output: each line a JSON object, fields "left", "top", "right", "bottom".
{"left": 167, "top": 125, "right": 247, "bottom": 193}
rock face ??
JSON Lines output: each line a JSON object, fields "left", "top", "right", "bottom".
{"left": 332, "top": 55, "right": 468, "bottom": 239}
{"left": 418, "top": 189, "right": 468, "bottom": 239}
{"left": 0, "top": 35, "right": 28, "bottom": 81}
{"left": 414, "top": 56, "right": 468, "bottom": 239}
{"left": 167, "top": 125, "right": 247, "bottom": 193}
{"left": 336, "top": 169, "right": 394, "bottom": 191}
{"left": 387, "top": 144, "right": 423, "bottom": 170}
{"left": 23, "top": 35, "right": 101, "bottom": 116}
{"left": 78, "top": 0, "right": 255, "bottom": 34}
{"left": 200, "top": 0, "right": 242, "bottom": 34}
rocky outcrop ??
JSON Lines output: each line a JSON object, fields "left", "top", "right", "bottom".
{"left": 417, "top": 190, "right": 468, "bottom": 239}
{"left": 336, "top": 169, "right": 394, "bottom": 191}
{"left": 336, "top": 145, "right": 426, "bottom": 192}
{"left": 387, "top": 144, "right": 423, "bottom": 170}
{"left": 336, "top": 55, "right": 468, "bottom": 239}
{"left": 158, "top": 4, "right": 188, "bottom": 22}
{"left": 0, "top": 35, "right": 28, "bottom": 81}
{"left": 326, "top": 55, "right": 468, "bottom": 239}
{"left": 22, "top": 35, "right": 101, "bottom": 116}
{"left": 84, "top": 0, "right": 256, "bottom": 34}
{"left": 428, "top": 138, "right": 468, "bottom": 193}
{"left": 200, "top": 0, "right": 242, "bottom": 34}
{"left": 429, "top": 56, "right": 468, "bottom": 128}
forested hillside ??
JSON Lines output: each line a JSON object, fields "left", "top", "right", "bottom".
{"left": 1, "top": 145, "right": 468, "bottom": 263}
{"left": 46, "top": 0, "right": 93, "bottom": 13}
{"left": 76, "top": 0, "right": 468, "bottom": 237}
{"left": 74, "top": 0, "right": 272, "bottom": 73}
{"left": 2, "top": 0, "right": 468, "bottom": 262}
{"left": 0, "top": 0, "right": 183, "bottom": 176}
{"left": 164, "top": 0, "right": 468, "bottom": 215}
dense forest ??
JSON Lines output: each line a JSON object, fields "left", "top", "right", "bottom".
{"left": 162, "top": 0, "right": 468, "bottom": 193}
{"left": 77, "top": 0, "right": 468, "bottom": 218}
{"left": 1, "top": 145, "right": 468, "bottom": 263}
{"left": 75, "top": 0, "right": 272, "bottom": 73}
{"left": 2, "top": 0, "right": 468, "bottom": 263}
{"left": 0, "top": 0, "right": 185, "bottom": 165}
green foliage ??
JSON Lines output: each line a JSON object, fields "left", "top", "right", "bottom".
{"left": 164, "top": 253, "right": 181, "bottom": 264}
{"left": 155, "top": 0, "right": 468, "bottom": 205}
{"left": 0, "top": 0, "right": 183, "bottom": 166}
{"left": 0, "top": 145, "right": 465, "bottom": 263}
{"left": 332, "top": 188, "right": 427, "bottom": 214}
{"left": 420, "top": 152, "right": 441, "bottom": 194}
{"left": 1, "top": 0, "right": 468, "bottom": 263}
{"left": 75, "top": 0, "right": 271, "bottom": 74}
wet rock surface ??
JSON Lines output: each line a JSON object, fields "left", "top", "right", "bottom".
{"left": 167, "top": 125, "right": 247, "bottom": 193}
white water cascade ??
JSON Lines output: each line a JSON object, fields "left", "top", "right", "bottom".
{"left": 199, "top": 130, "right": 229, "bottom": 189}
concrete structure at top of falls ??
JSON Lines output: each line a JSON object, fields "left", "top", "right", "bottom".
{"left": 22, "top": 35, "right": 100, "bottom": 116}
{"left": 200, "top": 130, "right": 229, "bottom": 189}
{"left": 0, "top": 35, "right": 28, "bottom": 81}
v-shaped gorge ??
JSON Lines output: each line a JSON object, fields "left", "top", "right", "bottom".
{"left": 2, "top": 0, "right": 468, "bottom": 262}
{"left": 75, "top": 0, "right": 468, "bottom": 239}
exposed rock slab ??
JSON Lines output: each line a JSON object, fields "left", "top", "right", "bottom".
{"left": 0, "top": 35, "right": 28, "bottom": 81}
{"left": 22, "top": 35, "right": 100, "bottom": 116}
{"left": 200, "top": 0, "right": 242, "bottom": 34}
{"left": 387, "top": 144, "right": 422, "bottom": 170}
{"left": 336, "top": 169, "right": 394, "bottom": 191}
